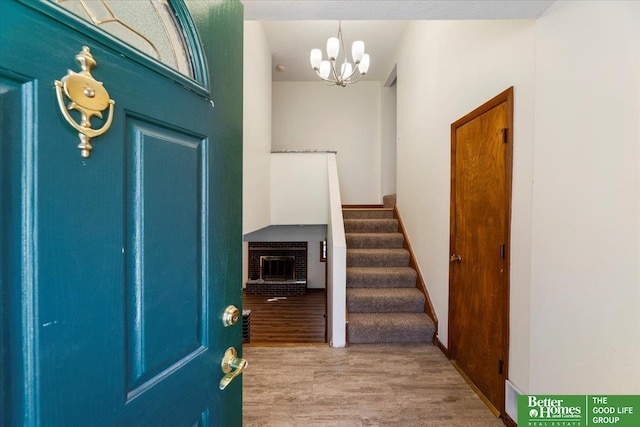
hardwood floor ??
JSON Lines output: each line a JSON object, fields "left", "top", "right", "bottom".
{"left": 242, "top": 290, "right": 503, "bottom": 425}
{"left": 242, "top": 344, "right": 504, "bottom": 426}
{"left": 243, "top": 289, "right": 326, "bottom": 344}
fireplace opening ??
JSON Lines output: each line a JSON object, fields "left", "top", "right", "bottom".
{"left": 260, "top": 256, "right": 295, "bottom": 281}
{"left": 246, "top": 242, "right": 307, "bottom": 295}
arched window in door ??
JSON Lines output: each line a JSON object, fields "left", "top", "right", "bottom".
{"left": 41, "top": 0, "right": 206, "bottom": 90}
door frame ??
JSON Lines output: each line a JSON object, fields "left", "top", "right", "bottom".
{"left": 448, "top": 86, "right": 514, "bottom": 415}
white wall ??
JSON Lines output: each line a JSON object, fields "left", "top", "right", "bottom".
{"left": 270, "top": 153, "right": 329, "bottom": 224}
{"left": 381, "top": 82, "right": 397, "bottom": 197}
{"left": 272, "top": 81, "right": 382, "bottom": 204}
{"left": 306, "top": 241, "right": 326, "bottom": 289}
{"left": 243, "top": 21, "right": 272, "bottom": 234}
{"left": 529, "top": 0, "right": 640, "bottom": 393}
{"left": 395, "top": 20, "right": 536, "bottom": 392}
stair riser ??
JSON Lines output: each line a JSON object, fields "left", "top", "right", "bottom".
{"left": 346, "top": 279, "right": 415, "bottom": 288}
{"left": 347, "top": 268, "right": 417, "bottom": 288}
{"left": 349, "top": 330, "right": 432, "bottom": 344}
{"left": 345, "top": 233, "right": 405, "bottom": 249}
{"left": 347, "top": 252, "right": 410, "bottom": 267}
{"left": 349, "top": 323, "right": 434, "bottom": 344}
{"left": 347, "top": 298, "right": 425, "bottom": 313}
{"left": 344, "top": 219, "right": 399, "bottom": 233}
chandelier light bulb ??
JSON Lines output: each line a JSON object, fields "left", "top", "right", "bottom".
{"left": 319, "top": 61, "right": 331, "bottom": 79}
{"left": 327, "top": 37, "right": 339, "bottom": 60}
{"left": 358, "top": 54, "right": 370, "bottom": 74}
{"left": 310, "top": 49, "right": 322, "bottom": 69}
{"left": 352, "top": 41, "right": 364, "bottom": 63}
{"left": 341, "top": 62, "right": 353, "bottom": 79}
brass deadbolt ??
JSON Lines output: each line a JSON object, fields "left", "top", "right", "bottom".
{"left": 222, "top": 305, "right": 240, "bottom": 327}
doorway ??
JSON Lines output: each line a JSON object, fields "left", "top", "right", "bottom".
{"left": 241, "top": 229, "right": 328, "bottom": 345}
{"left": 448, "top": 87, "right": 513, "bottom": 416}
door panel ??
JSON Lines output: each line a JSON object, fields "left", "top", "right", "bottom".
{"left": 1, "top": 74, "right": 39, "bottom": 426}
{"left": 449, "top": 87, "right": 513, "bottom": 415}
{"left": 1, "top": 1, "right": 244, "bottom": 425}
{"left": 125, "top": 119, "right": 206, "bottom": 396}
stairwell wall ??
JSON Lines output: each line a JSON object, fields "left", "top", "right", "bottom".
{"left": 272, "top": 81, "right": 382, "bottom": 205}
{"left": 394, "top": 20, "right": 536, "bottom": 392}
{"left": 243, "top": 21, "right": 272, "bottom": 235}
{"left": 381, "top": 82, "right": 398, "bottom": 198}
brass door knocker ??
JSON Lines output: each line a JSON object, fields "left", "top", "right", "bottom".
{"left": 55, "top": 46, "right": 115, "bottom": 158}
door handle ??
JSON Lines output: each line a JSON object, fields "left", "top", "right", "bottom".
{"left": 450, "top": 254, "right": 462, "bottom": 263}
{"left": 219, "top": 347, "right": 247, "bottom": 390}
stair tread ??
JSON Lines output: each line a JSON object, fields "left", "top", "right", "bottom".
{"left": 347, "top": 249, "right": 410, "bottom": 267}
{"left": 347, "top": 288, "right": 425, "bottom": 313}
{"left": 342, "top": 209, "right": 395, "bottom": 220}
{"left": 349, "top": 312, "right": 433, "bottom": 331}
{"left": 344, "top": 218, "right": 399, "bottom": 233}
{"left": 345, "top": 232, "right": 404, "bottom": 238}
{"left": 349, "top": 312, "right": 434, "bottom": 330}
{"left": 347, "top": 287, "right": 424, "bottom": 298}
{"left": 347, "top": 266, "right": 416, "bottom": 274}
{"left": 344, "top": 219, "right": 398, "bottom": 225}
{"left": 348, "top": 312, "right": 434, "bottom": 343}
{"left": 346, "top": 266, "right": 417, "bottom": 288}
{"left": 342, "top": 208, "right": 394, "bottom": 211}
{"left": 345, "top": 233, "right": 405, "bottom": 249}
{"left": 348, "top": 248, "right": 409, "bottom": 254}
{"left": 350, "top": 312, "right": 433, "bottom": 322}
{"left": 344, "top": 218, "right": 397, "bottom": 221}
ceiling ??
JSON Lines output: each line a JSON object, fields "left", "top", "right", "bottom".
{"left": 241, "top": 0, "right": 555, "bottom": 82}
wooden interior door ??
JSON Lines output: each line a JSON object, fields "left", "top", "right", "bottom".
{"left": 449, "top": 87, "right": 513, "bottom": 415}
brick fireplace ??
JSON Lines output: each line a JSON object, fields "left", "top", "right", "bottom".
{"left": 245, "top": 242, "right": 307, "bottom": 295}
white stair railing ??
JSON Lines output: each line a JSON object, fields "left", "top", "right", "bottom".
{"left": 326, "top": 153, "right": 347, "bottom": 347}
{"left": 269, "top": 151, "right": 346, "bottom": 347}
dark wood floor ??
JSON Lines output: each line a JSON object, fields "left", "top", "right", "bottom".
{"left": 243, "top": 289, "right": 326, "bottom": 345}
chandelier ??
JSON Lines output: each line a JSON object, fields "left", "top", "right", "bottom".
{"left": 309, "top": 21, "right": 370, "bottom": 87}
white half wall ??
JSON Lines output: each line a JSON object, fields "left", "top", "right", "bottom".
{"left": 270, "top": 152, "right": 329, "bottom": 225}
{"left": 243, "top": 21, "right": 272, "bottom": 235}
{"left": 327, "top": 154, "right": 347, "bottom": 347}
{"left": 395, "top": 20, "right": 536, "bottom": 392}
{"left": 272, "top": 81, "right": 382, "bottom": 205}
{"left": 529, "top": 0, "right": 640, "bottom": 394}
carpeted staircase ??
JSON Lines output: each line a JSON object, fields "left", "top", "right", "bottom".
{"left": 344, "top": 207, "right": 435, "bottom": 344}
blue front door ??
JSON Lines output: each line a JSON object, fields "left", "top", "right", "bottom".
{"left": 1, "top": 1, "right": 244, "bottom": 425}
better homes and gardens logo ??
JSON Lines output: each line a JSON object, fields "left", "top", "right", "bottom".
{"left": 522, "top": 395, "right": 584, "bottom": 426}
{"left": 519, "top": 395, "right": 640, "bottom": 427}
